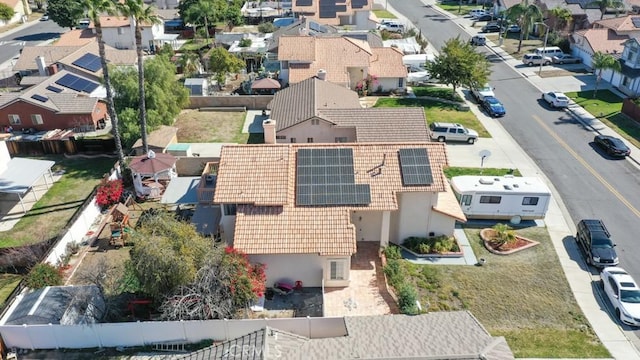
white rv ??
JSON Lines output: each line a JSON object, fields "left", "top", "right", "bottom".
{"left": 450, "top": 175, "right": 551, "bottom": 220}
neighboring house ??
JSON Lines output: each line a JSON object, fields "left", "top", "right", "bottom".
{"left": 292, "top": 0, "right": 373, "bottom": 28}
{"left": 55, "top": 29, "right": 97, "bottom": 47}
{"left": 94, "top": 15, "right": 178, "bottom": 51}
{"left": 607, "top": 37, "right": 640, "bottom": 96}
{"left": 178, "top": 312, "right": 514, "bottom": 359}
{"left": 571, "top": 28, "right": 626, "bottom": 67}
{"left": 213, "top": 143, "right": 465, "bottom": 288}
{"left": 0, "top": 0, "right": 30, "bottom": 26}
{"left": 131, "top": 125, "right": 179, "bottom": 155}
{"left": 0, "top": 70, "right": 108, "bottom": 132}
{"left": 3, "top": 285, "right": 104, "bottom": 325}
{"left": 266, "top": 77, "right": 429, "bottom": 143}
{"left": 278, "top": 35, "right": 407, "bottom": 92}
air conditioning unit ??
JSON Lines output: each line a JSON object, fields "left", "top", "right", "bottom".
{"left": 205, "top": 175, "right": 215, "bottom": 184}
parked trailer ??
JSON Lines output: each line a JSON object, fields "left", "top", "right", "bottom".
{"left": 450, "top": 175, "right": 551, "bottom": 220}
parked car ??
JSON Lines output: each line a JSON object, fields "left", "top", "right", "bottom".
{"left": 552, "top": 53, "right": 582, "bottom": 64}
{"left": 541, "top": 91, "right": 570, "bottom": 108}
{"left": 481, "top": 24, "right": 502, "bottom": 33}
{"left": 601, "top": 267, "right": 640, "bottom": 327}
{"left": 378, "top": 22, "right": 404, "bottom": 33}
{"left": 469, "top": 34, "right": 487, "bottom": 46}
{"left": 475, "top": 14, "right": 493, "bottom": 21}
{"left": 481, "top": 96, "right": 506, "bottom": 117}
{"left": 522, "top": 54, "right": 551, "bottom": 66}
{"left": 469, "top": 9, "right": 488, "bottom": 18}
{"left": 471, "top": 83, "right": 494, "bottom": 101}
{"left": 575, "top": 219, "right": 618, "bottom": 268}
{"left": 506, "top": 24, "right": 521, "bottom": 33}
{"left": 40, "top": 14, "right": 49, "bottom": 21}
{"left": 429, "top": 122, "right": 478, "bottom": 144}
{"left": 594, "top": 134, "right": 631, "bottom": 157}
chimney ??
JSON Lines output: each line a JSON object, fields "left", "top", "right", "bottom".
{"left": 47, "top": 64, "right": 58, "bottom": 75}
{"left": 35, "top": 56, "right": 48, "bottom": 76}
{"left": 317, "top": 69, "right": 327, "bottom": 81}
{"left": 263, "top": 119, "right": 277, "bottom": 144}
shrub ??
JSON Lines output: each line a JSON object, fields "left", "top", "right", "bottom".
{"left": 402, "top": 235, "right": 459, "bottom": 254}
{"left": 491, "top": 223, "right": 516, "bottom": 247}
{"left": 239, "top": 38, "right": 252, "bottom": 47}
{"left": 25, "top": 263, "right": 63, "bottom": 289}
{"left": 398, "top": 284, "right": 420, "bottom": 315}
{"left": 95, "top": 178, "right": 124, "bottom": 210}
{"left": 383, "top": 259, "right": 403, "bottom": 287}
{"left": 257, "top": 22, "right": 276, "bottom": 33}
{"left": 383, "top": 245, "right": 402, "bottom": 260}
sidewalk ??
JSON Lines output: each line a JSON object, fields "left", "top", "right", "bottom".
{"left": 377, "top": 0, "right": 640, "bottom": 359}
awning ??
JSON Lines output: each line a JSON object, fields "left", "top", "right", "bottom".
{"left": 160, "top": 177, "right": 200, "bottom": 204}
{"left": 0, "top": 158, "right": 55, "bottom": 195}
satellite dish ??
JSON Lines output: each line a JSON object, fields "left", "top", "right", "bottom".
{"left": 510, "top": 215, "right": 522, "bottom": 225}
{"left": 479, "top": 149, "right": 492, "bottom": 158}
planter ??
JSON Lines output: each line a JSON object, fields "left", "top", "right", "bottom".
{"left": 480, "top": 228, "right": 540, "bottom": 255}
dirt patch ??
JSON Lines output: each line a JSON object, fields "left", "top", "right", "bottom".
{"left": 539, "top": 68, "right": 591, "bottom": 78}
{"left": 174, "top": 110, "right": 247, "bottom": 143}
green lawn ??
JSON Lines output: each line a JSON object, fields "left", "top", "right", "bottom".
{"left": 412, "top": 86, "right": 463, "bottom": 102}
{"left": 436, "top": 2, "right": 481, "bottom": 15}
{"left": 0, "top": 274, "right": 22, "bottom": 306}
{"left": 392, "top": 227, "right": 610, "bottom": 358}
{"left": 0, "top": 156, "right": 115, "bottom": 248}
{"left": 372, "top": 9, "right": 396, "bottom": 19}
{"left": 179, "top": 39, "right": 214, "bottom": 52}
{"left": 374, "top": 97, "right": 491, "bottom": 138}
{"left": 443, "top": 167, "right": 521, "bottom": 178}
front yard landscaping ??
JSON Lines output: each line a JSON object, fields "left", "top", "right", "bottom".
{"left": 372, "top": 9, "right": 396, "bottom": 19}
{"left": 174, "top": 110, "right": 249, "bottom": 144}
{"left": 443, "top": 166, "right": 521, "bottom": 178}
{"left": 374, "top": 98, "right": 491, "bottom": 138}
{"left": 385, "top": 226, "right": 610, "bottom": 358}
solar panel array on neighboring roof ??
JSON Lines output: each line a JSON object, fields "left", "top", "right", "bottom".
{"left": 46, "top": 85, "right": 63, "bottom": 93}
{"left": 296, "top": 0, "right": 312, "bottom": 5}
{"left": 398, "top": 148, "right": 433, "bottom": 186}
{"left": 319, "top": 0, "right": 347, "bottom": 18}
{"left": 31, "top": 94, "right": 48, "bottom": 102}
{"left": 55, "top": 73, "right": 99, "bottom": 93}
{"left": 296, "top": 148, "right": 371, "bottom": 206}
{"left": 352, "top": 0, "right": 368, "bottom": 9}
{"left": 71, "top": 53, "right": 102, "bottom": 73}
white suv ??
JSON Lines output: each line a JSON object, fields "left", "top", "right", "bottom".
{"left": 429, "top": 122, "right": 478, "bottom": 144}
{"left": 378, "top": 21, "right": 404, "bottom": 33}
{"left": 522, "top": 53, "right": 551, "bottom": 66}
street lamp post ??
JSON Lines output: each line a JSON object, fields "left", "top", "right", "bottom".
{"left": 534, "top": 22, "right": 549, "bottom": 76}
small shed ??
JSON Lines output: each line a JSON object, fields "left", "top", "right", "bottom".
{"left": 184, "top": 78, "right": 208, "bottom": 96}
{"left": 131, "top": 125, "right": 178, "bottom": 156}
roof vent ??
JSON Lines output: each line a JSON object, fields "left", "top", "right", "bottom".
{"left": 503, "top": 185, "right": 512, "bottom": 190}
{"left": 478, "top": 178, "right": 494, "bottom": 185}
{"left": 513, "top": 184, "right": 519, "bottom": 188}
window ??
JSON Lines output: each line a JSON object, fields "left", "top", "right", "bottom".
{"left": 335, "top": 137, "right": 348, "bottom": 143}
{"left": 31, "top": 114, "right": 43, "bottom": 125}
{"left": 479, "top": 196, "right": 501, "bottom": 204}
{"left": 276, "top": 135, "right": 286, "bottom": 140}
{"left": 311, "top": 119, "right": 320, "bottom": 125}
{"left": 609, "top": 277, "right": 619, "bottom": 296}
{"left": 118, "top": 27, "right": 124, "bottom": 35}
{"left": 329, "top": 259, "right": 346, "bottom": 280}
{"left": 398, "top": 78, "right": 404, "bottom": 87}
{"left": 8, "top": 114, "right": 20, "bottom": 125}
{"left": 290, "top": 138, "right": 297, "bottom": 143}
{"left": 461, "top": 194, "right": 472, "bottom": 206}
{"left": 522, "top": 197, "right": 539, "bottom": 206}
{"left": 623, "top": 76, "right": 631, "bottom": 87}
{"left": 448, "top": 128, "right": 456, "bottom": 134}
{"left": 307, "top": 137, "right": 313, "bottom": 143}
{"left": 223, "top": 204, "right": 237, "bottom": 216}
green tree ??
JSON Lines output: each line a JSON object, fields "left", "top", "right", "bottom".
{"left": 258, "top": 21, "right": 276, "bottom": 33}
{"left": 425, "top": 37, "right": 491, "bottom": 95}
{"left": 589, "top": 0, "right": 623, "bottom": 20}
{"left": 25, "top": 263, "right": 63, "bottom": 289}
{"left": 118, "top": 0, "right": 161, "bottom": 154}
{"left": 505, "top": 0, "right": 543, "bottom": 53}
{"left": 178, "top": 51, "right": 202, "bottom": 78}
{"left": 549, "top": 6, "right": 572, "bottom": 32}
{"left": 47, "top": 0, "right": 85, "bottom": 30}
{"left": 111, "top": 55, "right": 189, "bottom": 146}
{"left": 208, "top": 47, "right": 245, "bottom": 87}
{"left": 184, "top": 0, "right": 216, "bottom": 41}
{"left": 82, "top": 0, "right": 127, "bottom": 171}
{"left": 591, "top": 51, "right": 621, "bottom": 97}
{"left": 0, "top": 3, "right": 14, "bottom": 20}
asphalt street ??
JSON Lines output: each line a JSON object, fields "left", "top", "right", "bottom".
{"left": 390, "top": 0, "right": 640, "bottom": 343}
{"left": 0, "top": 19, "right": 65, "bottom": 76}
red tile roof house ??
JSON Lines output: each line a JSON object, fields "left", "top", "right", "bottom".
{"left": 571, "top": 16, "right": 630, "bottom": 68}
{"left": 265, "top": 77, "right": 430, "bottom": 144}
{"left": 277, "top": 35, "right": 407, "bottom": 93}
{"left": 292, "top": 0, "right": 374, "bottom": 28}
{"left": 213, "top": 143, "right": 465, "bottom": 289}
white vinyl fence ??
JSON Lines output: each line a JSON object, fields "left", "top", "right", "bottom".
{"left": 0, "top": 317, "right": 347, "bottom": 350}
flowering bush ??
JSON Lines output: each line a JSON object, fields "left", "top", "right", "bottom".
{"left": 96, "top": 179, "right": 124, "bottom": 210}
{"left": 224, "top": 247, "right": 267, "bottom": 304}
{"left": 355, "top": 74, "right": 379, "bottom": 96}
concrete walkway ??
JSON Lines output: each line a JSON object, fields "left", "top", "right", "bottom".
{"left": 378, "top": 0, "right": 640, "bottom": 359}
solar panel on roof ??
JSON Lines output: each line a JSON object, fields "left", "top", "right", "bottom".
{"left": 399, "top": 148, "right": 433, "bottom": 186}
{"left": 72, "top": 53, "right": 102, "bottom": 72}
{"left": 296, "top": 148, "right": 371, "bottom": 206}
{"left": 46, "top": 85, "right": 63, "bottom": 93}
{"left": 55, "top": 73, "right": 99, "bottom": 93}
{"left": 352, "top": 0, "right": 367, "bottom": 8}
{"left": 296, "top": 0, "right": 312, "bottom": 5}
{"left": 31, "top": 94, "right": 48, "bottom": 102}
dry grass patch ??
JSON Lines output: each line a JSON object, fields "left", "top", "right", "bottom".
{"left": 538, "top": 68, "right": 590, "bottom": 78}
{"left": 498, "top": 36, "right": 544, "bottom": 59}
{"left": 174, "top": 110, "right": 248, "bottom": 144}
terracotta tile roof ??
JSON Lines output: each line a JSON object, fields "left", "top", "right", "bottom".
{"left": 370, "top": 47, "right": 407, "bottom": 78}
{"left": 13, "top": 46, "right": 80, "bottom": 71}
{"left": 574, "top": 28, "right": 627, "bottom": 53}
{"left": 97, "top": 16, "right": 130, "bottom": 28}
{"left": 214, "top": 143, "right": 451, "bottom": 255}
{"left": 433, "top": 182, "right": 467, "bottom": 222}
{"left": 594, "top": 15, "right": 640, "bottom": 32}
{"left": 268, "top": 77, "right": 361, "bottom": 130}
{"left": 279, "top": 36, "right": 372, "bottom": 85}
{"left": 55, "top": 29, "right": 96, "bottom": 46}
{"left": 317, "top": 108, "right": 429, "bottom": 142}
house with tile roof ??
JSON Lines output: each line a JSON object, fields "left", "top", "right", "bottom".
{"left": 213, "top": 142, "right": 465, "bottom": 288}
{"left": 292, "top": 0, "right": 374, "bottom": 28}
{"left": 178, "top": 311, "right": 514, "bottom": 359}
{"left": 571, "top": 28, "right": 627, "bottom": 67}
{"left": 0, "top": 70, "right": 108, "bottom": 132}
{"left": 603, "top": 37, "right": 640, "bottom": 96}
{"left": 93, "top": 15, "right": 179, "bottom": 51}
{"left": 0, "top": 0, "right": 30, "bottom": 26}
{"left": 265, "top": 77, "right": 429, "bottom": 144}
{"left": 277, "top": 35, "right": 406, "bottom": 92}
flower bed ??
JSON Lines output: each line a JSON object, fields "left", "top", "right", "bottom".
{"left": 480, "top": 228, "right": 540, "bottom": 255}
{"left": 401, "top": 235, "right": 463, "bottom": 258}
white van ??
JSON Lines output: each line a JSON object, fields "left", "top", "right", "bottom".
{"left": 77, "top": 19, "right": 91, "bottom": 29}
{"left": 534, "top": 46, "right": 564, "bottom": 58}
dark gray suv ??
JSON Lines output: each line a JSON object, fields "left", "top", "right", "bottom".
{"left": 576, "top": 219, "right": 618, "bottom": 268}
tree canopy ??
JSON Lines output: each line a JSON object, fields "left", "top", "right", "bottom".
{"left": 208, "top": 47, "right": 245, "bottom": 86}
{"left": 47, "top": 0, "right": 85, "bottom": 29}
{"left": 425, "top": 37, "right": 491, "bottom": 93}
{"left": 505, "top": 0, "right": 543, "bottom": 52}
{"left": 591, "top": 51, "right": 621, "bottom": 97}
{"left": 110, "top": 55, "right": 189, "bottom": 146}
{"left": 0, "top": 3, "right": 14, "bottom": 21}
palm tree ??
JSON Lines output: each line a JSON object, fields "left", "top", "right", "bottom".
{"left": 119, "top": 0, "right": 161, "bottom": 154}
{"left": 491, "top": 223, "right": 516, "bottom": 247}
{"left": 505, "top": 0, "right": 543, "bottom": 53}
{"left": 590, "top": 0, "right": 624, "bottom": 20}
{"left": 549, "top": 6, "right": 572, "bottom": 32}
{"left": 591, "top": 51, "right": 621, "bottom": 98}
{"left": 82, "top": 0, "right": 126, "bottom": 171}
{"left": 178, "top": 51, "right": 202, "bottom": 78}
{"left": 184, "top": 0, "right": 216, "bottom": 42}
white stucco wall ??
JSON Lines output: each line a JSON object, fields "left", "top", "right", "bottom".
{"left": 101, "top": 27, "right": 135, "bottom": 49}
{"left": 377, "top": 77, "right": 405, "bottom": 93}
{"left": 351, "top": 210, "right": 382, "bottom": 241}
{"left": 250, "top": 254, "right": 325, "bottom": 287}
{"left": 277, "top": 118, "right": 356, "bottom": 143}
{"left": 391, "top": 191, "right": 434, "bottom": 244}
{"left": 429, "top": 210, "right": 457, "bottom": 237}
